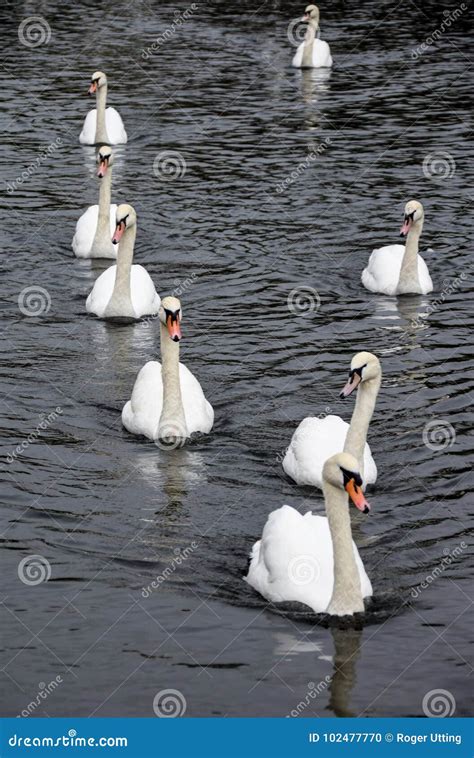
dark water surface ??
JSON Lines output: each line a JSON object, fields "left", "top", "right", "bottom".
{"left": 1, "top": 0, "right": 473, "bottom": 718}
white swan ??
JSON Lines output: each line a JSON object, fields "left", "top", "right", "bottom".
{"left": 362, "top": 200, "right": 433, "bottom": 296}
{"left": 122, "top": 296, "right": 214, "bottom": 443}
{"left": 245, "top": 452, "right": 372, "bottom": 616}
{"left": 292, "top": 5, "right": 333, "bottom": 69}
{"left": 79, "top": 71, "right": 127, "bottom": 145}
{"left": 283, "top": 352, "right": 380, "bottom": 489}
{"left": 86, "top": 204, "right": 160, "bottom": 321}
{"left": 72, "top": 146, "right": 118, "bottom": 259}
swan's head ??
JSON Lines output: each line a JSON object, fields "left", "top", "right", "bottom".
{"left": 400, "top": 200, "right": 424, "bottom": 237}
{"left": 96, "top": 145, "right": 113, "bottom": 178}
{"left": 323, "top": 453, "right": 370, "bottom": 514}
{"left": 302, "top": 4, "right": 319, "bottom": 22}
{"left": 112, "top": 204, "right": 136, "bottom": 244}
{"left": 340, "top": 351, "right": 381, "bottom": 398}
{"left": 88, "top": 71, "right": 107, "bottom": 95}
{"left": 159, "top": 296, "right": 182, "bottom": 342}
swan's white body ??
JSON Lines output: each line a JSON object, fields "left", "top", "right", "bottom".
{"left": 292, "top": 38, "right": 332, "bottom": 68}
{"left": 72, "top": 204, "right": 118, "bottom": 259}
{"left": 245, "top": 504, "right": 372, "bottom": 614}
{"left": 86, "top": 265, "right": 160, "bottom": 319}
{"left": 79, "top": 107, "right": 127, "bottom": 145}
{"left": 283, "top": 415, "right": 376, "bottom": 489}
{"left": 362, "top": 244, "right": 433, "bottom": 296}
{"left": 122, "top": 360, "right": 214, "bottom": 440}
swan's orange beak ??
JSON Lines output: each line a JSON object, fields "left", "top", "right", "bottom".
{"left": 112, "top": 221, "right": 125, "bottom": 244}
{"left": 88, "top": 81, "right": 97, "bottom": 95}
{"left": 302, "top": 13, "right": 309, "bottom": 21}
{"left": 340, "top": 372, "right": 361, "bottom": 398}
{"left": 166, "top": 314, "right": 182, "bottom": 342}
{"left": 400, "top": 216, "right": 412, "bottom": 237}
{"left": 97, "top": 160, "right": 108, "bottom": 178}
{"left": 345, "top": 478, "right": 370, "bottom": 514}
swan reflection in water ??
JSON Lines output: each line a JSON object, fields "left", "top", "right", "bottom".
{"left": 299, "top": 67, "right": 332, "bottom": 106}
{"left": 372, "top": 294, "right": 432, "bottom": 356}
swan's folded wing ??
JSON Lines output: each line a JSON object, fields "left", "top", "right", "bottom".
{"left": 122, "top": 361, "right": 163, "bottom": 440}
{"left": 130, "top": 265, "right": 160, "bottom": 317}
{"left": 86, "top": 265, "right": 117, "bottom": 316}
{"left": 283, "top": 415, "right": 349, "bottom": 488}
{"left": 291, "top": 42, "right": 305, "bottom": 68}
{"left": 245, "top": 506, "right": 335, "bottom": 613}
{"left": 179, "top": 363, "right": 214, "bottom": 435}
{"left": 79, "top": 109, "right": 97, "bottom": 145}
{"left": 361, "top": 245, "right": 404, "bottom": 295}
{"left": 72, "top": 205, "right": 98, "bottom": 256}
{"left": 105, "top": 107, "right": 128, "bottom": 144}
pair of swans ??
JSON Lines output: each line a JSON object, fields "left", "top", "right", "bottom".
{"left": 292, "top": 5, "right": 333, "bottom": 69}
{"left": 245, "top": 352, "right": 381, "bottom": 617}
{"left": 79, "top": 72, "right": 127, "bottom": 145}
{"left": 362, "top": 200, "right": 433, "bottom": 296}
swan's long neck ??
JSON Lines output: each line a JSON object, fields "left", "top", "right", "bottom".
{"left": 95, "top": 85, "right": 110, "bottom": 144}
{"left": 104, "top": 225, "right": 135, "bottom": 319}
{"left": 302, "top": 19, "right": 318, "bottom": 67}
{"left": 158, "top": 324, "right": 188, "bottom": 441}
{"left": 398, "top": 221, "right": 423, "bottom": 293}
{"left": 343, "top": 376, "right": 381, "bottom": 478}
{"left": 324, "top": 482, "right": 364, "bottom": 616}
{"left": 91, "top": 168, "right": 114, "bottom": 255}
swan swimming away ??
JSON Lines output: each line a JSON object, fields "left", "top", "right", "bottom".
{"left": 122, "top": 296, "right": 214, "bottom": 444}
{"left": 292, "top": 5, "right": 333, "bottom": 69}
{"left": 72, "top": 145, "right": 118, "bottom": 259}
{"left": 362, "top": 200, "right": 433, "bottom": 296}
{"left": 245, "top": 452, "right": 372, "bottom": 616}
{"left": 86, "top": 204, "right": 160, "bottom": 321}
{"left": 79, "top": 71, "right": 127, "bottom": 146}
{"left": 283, "top": 352, "right": 381, "bottom": 489}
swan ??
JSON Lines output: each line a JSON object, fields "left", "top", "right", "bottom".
{"left": 122, "top": 296, "right": 214, "bottom": 444}
{"left": 86, "top": 204, "right": 160, "bottom": 321}
{"left": 245, "top": 452, "right": 372, "bottom": 616}
{"left": 282, "top": 352, "right": 381, "bottom": 489}
{"left": 362, "top": 200, "right": 433, "bottom": 295}
{"left": 72, "top": 146, "right": 118, "bottom": 259}
{"left": 79, "top": 71, "right": 127, "bottom": 145}
{"left": 292, "top": 5, "right": 333, "bottom": 69}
